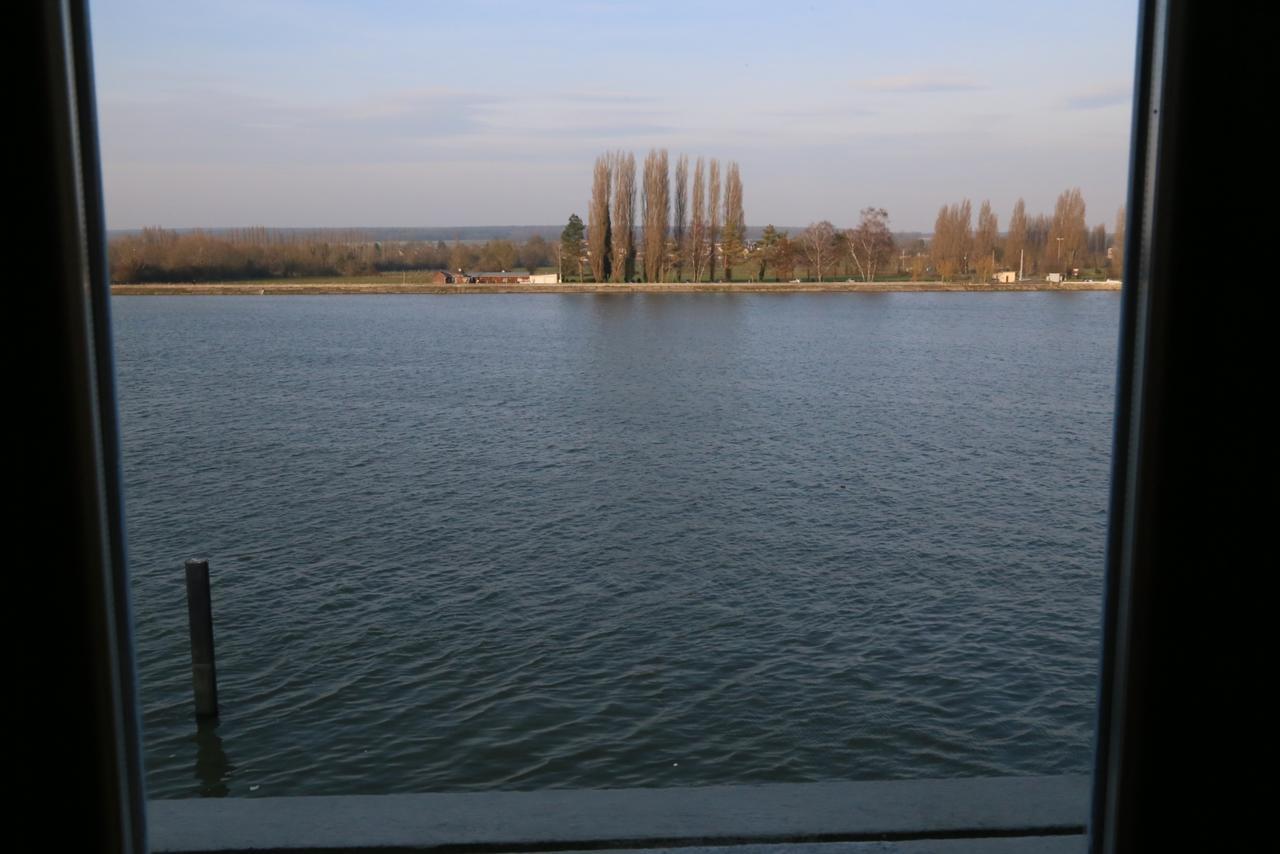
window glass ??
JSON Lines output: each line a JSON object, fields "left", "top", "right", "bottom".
{"left": 94, "top": 0, "right": 1137, "bottom": 798}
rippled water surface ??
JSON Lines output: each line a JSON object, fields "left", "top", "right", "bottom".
{"left": 113, "top": 292, "right": 1119, "bottom": 798}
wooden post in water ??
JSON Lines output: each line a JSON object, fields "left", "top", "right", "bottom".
{"left": 184, "top": 558, "right": 219, "bottom": 719}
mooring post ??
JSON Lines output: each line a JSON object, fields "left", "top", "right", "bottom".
{"left": 184, "top": 558, "right": 219, "bottom": 719}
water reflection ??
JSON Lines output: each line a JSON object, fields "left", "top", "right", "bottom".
{"left": 193, "top": 720, "right": 233, "bottom": 797}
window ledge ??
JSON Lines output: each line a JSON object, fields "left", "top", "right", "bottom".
{"left": 148, "top": 774, "right": 1087, "bottom": 853}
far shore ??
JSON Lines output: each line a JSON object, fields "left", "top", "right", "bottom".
{"left": 111, "top": 280, "right": 1121, "bottom": 296}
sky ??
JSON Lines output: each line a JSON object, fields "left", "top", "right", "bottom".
{"left": 90, "top": 0, "right": 1139, "bottom": 232}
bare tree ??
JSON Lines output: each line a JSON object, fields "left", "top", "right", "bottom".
{"left": 721, "top": 161, "right": 745, "bottom": 281}
{"left": 450, "top": 239, "right": 474, "bottom": 274}
{"left": 907, "top": 240, "right": 928, "bottom": 281}
{"left": 1006, "top": 198, "right": 1028, "bottom": 279}
{"left": 519, "top": 234, "right": 552, "bottom": 272}
{"left": 800, "top": 221, "right": 837, "bottom": 282}
{"left": 480, "top": 239, "right": 517, "bottom": 272}
{"left": 1026, "top": 213, "right": 1050, "bottom": 275}
{"left": 611, "top": 151, "right": 637, "bottom": 282}
{"left": 845, "top": 207, "right": 895, "bottom": 282}
{"left": 973, "top": 200, "right": 998, "bottom": 283}
{"left": 931, "top": 200, "right": 972, "bottom": 281}
{"left": 690, "top": 157, "right": 706, "bottom": 282}
{"left": 1088, "top": 223, "right": 1108, "bottom": 269}
{"left": 930, "top": 205, "right": 951, "bottom": 280}
{"left": 1048, "top": 187, "right": 1087, "bottom": 272}
{"left": 707, "top": 158, "right": 721, "bottom": 280}
{"left": 834, "top": 230, "right": 852, "bottom": 278}
{"left": 957, "top": 200, "right": 974, "bottom": 277}
{"left": 642, "top": 148, "right": 670, "bottom": 282}
{"left": 588, "top": 153, "right": 613, "bottom": 283}
{"left": 673, "top": 154, "right": 688, "bottom": 281}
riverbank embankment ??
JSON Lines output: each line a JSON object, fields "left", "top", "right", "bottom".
{"left": 111, "top": 280, "right": 1122, "bottom": 295}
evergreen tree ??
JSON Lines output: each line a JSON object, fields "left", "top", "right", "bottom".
{"left": 560, "top": 213, "right": 585, "bottom": 282}
{"left": 757, "top": 224, "right": 783, "bottom": 281}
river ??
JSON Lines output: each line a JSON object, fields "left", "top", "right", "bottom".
{"left": 112, "top": 292, "right": 1118, "bottom": 798}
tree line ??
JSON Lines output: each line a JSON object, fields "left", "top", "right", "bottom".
{"left": 782, "top": 189, "right": 1122, "bottom": 284}
{"left": 559, "top": 183, "right": 1121, "bottom": 284}
{"left": 108, "top": 186, "right": 1122, "bottom": 285}
{"left": 926, "top": 189, "right": 1123, "bottom": 282}
{"left": 108, "top": 227, "right": 560, "bottom": 283}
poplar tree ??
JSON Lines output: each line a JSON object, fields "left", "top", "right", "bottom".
{"left": 1027, "top": 214, "right": 1051, "bottom": 274}
{"left": 673, "top": 155, "right": 688, "bottom": 281}
{"left": 690, "top": 157, "right": 707, "bottom": 282}
{"left": 1006, "top": 198, "right": 1028, "bottom": 279}
{"left": 611, "top": 152, "right": 637, "bottom": 282}
{"left": 707, "top": 159, "right": 721, "bottom": 280}
{"left": 974, "top": 200, "right": 998, "bottom": 283}
{"left": 721, "top": 162, "right": 744, "bottom": 281}
{"left": 642, "top": 148, "right": 670, "bottom": 282}
{"left": 588, "top": 154, "right": 613, "bottom": 282}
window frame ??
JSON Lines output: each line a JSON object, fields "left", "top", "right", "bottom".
{"left": 31, "top": 0, "right": 1220, "bottom": 850}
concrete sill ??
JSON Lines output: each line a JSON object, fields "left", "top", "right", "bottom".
{"left": 148, "top": 774, "right": 1088, "bottom": 853}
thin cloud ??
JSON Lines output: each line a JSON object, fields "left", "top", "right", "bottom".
{"left": 762, "top": 105, "right": 876, "bottom": 119}
{"left": 1064, "top": 85, "right": 1132, "bottom": 110}
{"left": 536, "top": 123, "right": 678, "bottom": 138}
{"left": 552, "top": 91, "right": 660, "bottom": 105}
{"left": 858, "top": 74, "right": 985, "bottom": 93}
{"left": 98, "top": 88, "right": 514, "bottom": 167}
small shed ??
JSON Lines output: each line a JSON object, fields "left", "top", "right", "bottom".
{"left": 993, "top": 271, "right": 1017, "bottom": 283}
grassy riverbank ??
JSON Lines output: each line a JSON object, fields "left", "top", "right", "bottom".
{"left": 112, "top": 280, "right": 1121, "bottom": 295}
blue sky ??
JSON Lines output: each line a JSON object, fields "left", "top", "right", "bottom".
{"left": 91, "top": 0, "right": 1138, "bottom": 231}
